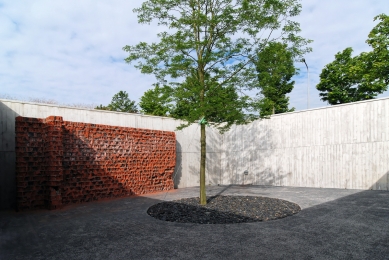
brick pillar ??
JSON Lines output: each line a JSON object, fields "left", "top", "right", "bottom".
{"left": 15, "top": 117, "right": 47, "bottom": 210}
{"left": 44, "top": 116, "right": 64, "bottom": 209}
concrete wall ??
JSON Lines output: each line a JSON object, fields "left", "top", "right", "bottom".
{"left": 2, "top": 97, "right": 389, "bottom": 209}
{"left": 221, "top": 97, "right": 389, "bottom": 190}
{"left": 0, "top": 99, "right": 222, "bottom": 209}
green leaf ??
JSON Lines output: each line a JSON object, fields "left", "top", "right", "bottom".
{"left": 97, "top": 91, "right": 138, "bottom": 113}
{"left": 139, "top": 84, "right": 173, "bottom": 116}
{"left": 317, "top": 14, "right": 389, "bottom": 105}
{"left": 255, "top": 42, "right": 296, "bottom": 117}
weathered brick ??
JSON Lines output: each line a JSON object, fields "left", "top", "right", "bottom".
{"left": 15, "top": 115, "right": 176, "bottom": 210}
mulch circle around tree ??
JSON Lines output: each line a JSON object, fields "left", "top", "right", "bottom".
{"left": 147, "top": 195, "right": 301, "bottom": 224}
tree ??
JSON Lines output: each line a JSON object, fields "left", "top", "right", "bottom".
{"left": 169, "top": 71, "right": 250, "bottom": 129}
{"left": 139, "top": 84, "right": 173, "bottom": 116}
{"left": 367, "top": 14, "right": 389, "bottom": 86}
{"left": 317, "top": 14, "right": 389, "bottom": 105}
{"left": 255, "top": 42, "right": 296, "bottom": 117}
{"left": 95, "top": 91, "right": 138, "bottom": 113}
{"left": 95, "top": 104, "right": 110, "bottom": 110}
{"left": 123, "top": 0, "right": 311, "bottom": 205}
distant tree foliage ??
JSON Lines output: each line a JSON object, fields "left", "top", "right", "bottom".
{"left": 95, "top": 104, "right": 110, "bottom": 110}
{"left": 139, "top": 84, "right": 173, "bottom": 116}
{"left": 255, "top": 42, "right": 296, "bottom": 117}
{"left": 367, "top": 14, "right": 389, "bottom": 87}
{"left": 317, "top": 14, "right": 389, "bottom": 105}
{"left": 95, "top": 91, "right": 138, "bottom": 113}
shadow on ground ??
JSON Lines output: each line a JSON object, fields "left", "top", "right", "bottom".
{"left": 1, "top": 186, "right": 389, "bottom": 260}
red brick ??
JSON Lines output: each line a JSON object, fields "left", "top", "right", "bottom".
{"left": 16, "top": 115, "right": 176, "bottom": 210}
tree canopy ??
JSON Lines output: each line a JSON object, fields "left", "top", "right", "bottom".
{"left": 95, "top": 91, "right": 138, "bottom": 113}
{"left": 139, "top": 84, "right": 173, "bottom": 116}
{"left": 124, "top": 0, "right": 311, "bottom": 204}
{"left": 317, "top": 14, "right": 389, "bottom": 105}
{"left": 367, "top": 14, "right": 389, "bottom": 87}
{"left": 255, "top": 42, "right": 296, "bottom": 117}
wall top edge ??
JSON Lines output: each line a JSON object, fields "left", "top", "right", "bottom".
{"left": 0, "top": 98, "right": 176, "bottom": 120}
{"left": 269, "top": 96, "right": 389, "bottom": 118}
{"left": 2, "top": 95, "right": 389, "bottom": 122}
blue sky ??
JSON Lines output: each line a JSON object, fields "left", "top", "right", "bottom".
{"left": 1, "top": 0, "right": 389, "bottom": 111}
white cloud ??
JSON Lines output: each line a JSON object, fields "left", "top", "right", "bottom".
{"left": 1, "top": 0, "right": 388, "bottom": 110}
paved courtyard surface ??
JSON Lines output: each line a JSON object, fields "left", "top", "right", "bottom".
{"left": 1, "top": 185, "right": 389, "bottom": 260}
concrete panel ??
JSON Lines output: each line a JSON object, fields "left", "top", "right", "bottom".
{"left": 206, "top": 126, "right": 222, "bottom": 153}
{"left": 161, "top": 118, "right": 180, "bottom": 132}
{"left": 0, "top": 104, "right": 17, "bottom": 152}
{"left": 175, "top": 124, "right": 199, "bottom": 153}
{"left": 137, "top": 116, "right": 155, "bottom": 130}
{"left": 206, "top": 151, "right": 221, "bottom": 186}
{"left": 0, "top": 152, "right": 16, "bottom": 209}
{"left": 220, "top": 151, "right": 235, "bottom": 184}
{"left": 186, "top": 151, "right": 200, "bottom": 187}
{"left": 223, "top": 97, "right": 389, "bottom": 191}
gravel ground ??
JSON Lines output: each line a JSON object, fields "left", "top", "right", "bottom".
{"left": 147, "top": 195, "right": 301, "bottom": 224}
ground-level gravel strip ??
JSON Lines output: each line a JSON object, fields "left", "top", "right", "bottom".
{"left": 147, "top": 195, "right": 301, "bottom": 224}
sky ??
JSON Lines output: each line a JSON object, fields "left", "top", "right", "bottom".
{"left": 1, "top": 0, "right": 389, "bottom": 111}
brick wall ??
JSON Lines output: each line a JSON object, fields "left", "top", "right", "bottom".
{"left": 15, "top": 116, "right": 176, "bottom": 210}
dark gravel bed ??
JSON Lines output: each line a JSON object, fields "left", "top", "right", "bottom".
{"left": 147, "top": 195, "right": 301, "bottom": 224}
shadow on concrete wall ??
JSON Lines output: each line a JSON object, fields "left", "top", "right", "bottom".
{"left": 253, "top": 166, "right": 292, "bottom": 187}
{"left": 0, "top": 101, "right": 19, "bottom": 209}
{"left": 370, "top": 171, "right": 389, "bottom": 191}
{"left": 249, "top": 120, "right": 278, "bottom": 186}
{"left": 206, "top": 127, "right": 223, "bottom": 186}
{"left": 173, "top": 141, "right": 182, "bottom": 188}
{"left": 223, "top": 120, "right": 277, "bottom": 186}
{"left": 185, "top": 126, "right": 224, "bottom": 187}
{"left": 187, "top": 152, "right": 220, "bottom": 188}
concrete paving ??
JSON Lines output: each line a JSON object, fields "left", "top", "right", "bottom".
{"left": 1, "top": 185, "right": 389, "bottom": 260}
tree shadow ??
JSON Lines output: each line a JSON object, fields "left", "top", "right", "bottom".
{"left": 185, "top": 119, "right": 290, "bottom": 189}
{"left": 222, "top": 119, "right": 277, "bottom": 186}
{"left": 183, "top": 125, "right": 222, "bottom": 187}
{"left": 253, "top": 166, "right": 292, "bottom": 186}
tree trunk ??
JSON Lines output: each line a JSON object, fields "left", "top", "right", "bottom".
{"left": 200, "top": 123, "right": 207, "bottom": 205}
